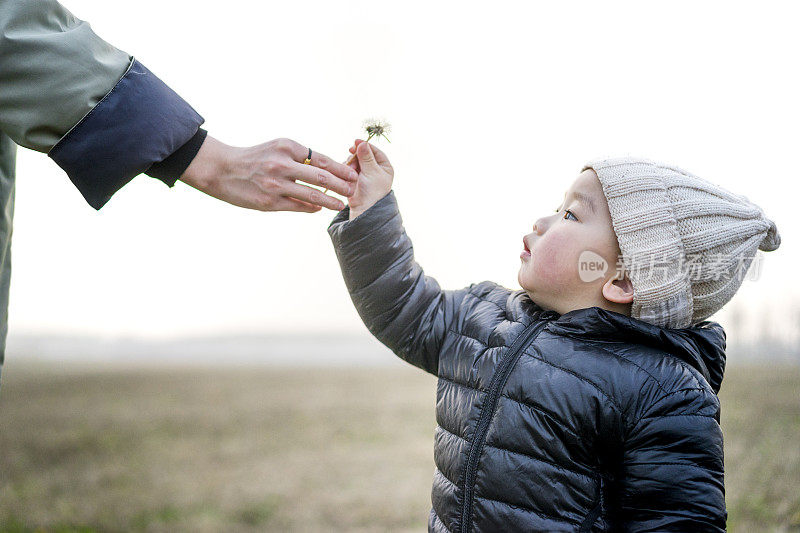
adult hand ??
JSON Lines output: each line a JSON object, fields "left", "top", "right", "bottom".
{"left": 179, "top": 135, "right": 358, "bottom": 212}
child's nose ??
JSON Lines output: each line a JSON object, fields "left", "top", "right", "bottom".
{"left": 534, "top": 211, "right": 560, "bottom": 234}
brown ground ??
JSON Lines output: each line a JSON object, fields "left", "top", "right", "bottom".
{"left": 0, "top": 362, "right": 798, "bottom": 532}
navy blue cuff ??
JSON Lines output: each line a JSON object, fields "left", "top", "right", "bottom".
{"left": 48, "top": 58, "right": 204, "bottom": 210}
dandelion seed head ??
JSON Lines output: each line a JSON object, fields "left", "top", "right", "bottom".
{"left": 362, "top": 118, "right": 392, "bottom": 142}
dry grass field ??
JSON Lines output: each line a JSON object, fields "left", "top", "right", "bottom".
{"left": 0, "top": 361, "right": 798, "bottom": 532}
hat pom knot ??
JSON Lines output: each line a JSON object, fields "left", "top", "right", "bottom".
{"left": 759, "top": 218, "right": 781, "bottom": 252}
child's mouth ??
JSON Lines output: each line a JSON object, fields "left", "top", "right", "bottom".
{"left": 521, "top": 237, "right": 531, "bottom": 260}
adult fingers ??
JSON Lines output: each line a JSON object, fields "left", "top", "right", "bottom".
{"left": 280, "top": 139, "right": 358, "bottom": 182}
{"left": 274, "top": 137, "right": 308, "bottom": 162}
{"left": 290, "top": 162, "right": 354, "bottom": 197}
{"left": 282, "top": 181, "right": 345, "bottom": 211}
{"left": 272, "top": 196, "right": 322, "bottom": 213}
{"left": 310, "top": 148, "right": 359, "bottom": 182}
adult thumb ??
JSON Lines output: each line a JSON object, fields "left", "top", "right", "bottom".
{"left": 356, "top": 141, "right": 377, "bottom": 170}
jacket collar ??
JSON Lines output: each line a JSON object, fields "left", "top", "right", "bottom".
{"left": 528, "top": 301, "right": 727, "bottom": 393}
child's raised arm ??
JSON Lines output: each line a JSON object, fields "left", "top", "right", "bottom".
{"left": 327, "top": 141, "right": 471, "bottom": 375}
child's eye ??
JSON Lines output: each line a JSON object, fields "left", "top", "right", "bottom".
{"left": 554, "top": 207, "right": 578, "bottom": 221}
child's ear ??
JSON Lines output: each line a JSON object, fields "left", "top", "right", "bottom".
{"left": 602, "top": 272, "right": 634, "bottom": 305}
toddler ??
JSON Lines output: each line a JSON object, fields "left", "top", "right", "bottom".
{"left": 328, "top": 140, "right": 780, "bottom": 532}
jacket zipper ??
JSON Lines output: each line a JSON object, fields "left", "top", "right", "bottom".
{"left": 460, "top": 316, "right": 553, "bottom": 533}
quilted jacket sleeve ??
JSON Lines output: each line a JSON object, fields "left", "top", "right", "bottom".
{"left": 328, "top": 191, "right": 471, "bottom": 376}
{"left": 618, "top": 387, "right": 727, "bottom": 532}
{"left": 0, "top": 0, "right": 204, "bottom": 209}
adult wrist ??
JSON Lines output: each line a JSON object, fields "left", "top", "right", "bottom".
{"left": 178, "top": 134, "right": 233, "bottom": 191}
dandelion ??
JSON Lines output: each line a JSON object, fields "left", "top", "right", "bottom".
{"left": 323, "top": 119, "right": 391, "bottom": 196}
{"left": 339, "top": 118, "right": 393, "bottom": 175}
{"left": 363, "top": 118, "right": 391, "bottom": 143}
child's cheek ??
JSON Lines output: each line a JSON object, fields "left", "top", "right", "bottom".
{"left": 532, "top": 233, "right": 580, "bottom": 287}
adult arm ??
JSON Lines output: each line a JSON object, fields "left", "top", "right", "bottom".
{"left": 0, "top": 0, "right": 202, "bottom": 209}
{"left": 0, "top": 0, "right": 355, "bottom": 211}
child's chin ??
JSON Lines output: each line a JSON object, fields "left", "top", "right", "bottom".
{"left": 517, "top": 272, "right": 534, "bottom": 292}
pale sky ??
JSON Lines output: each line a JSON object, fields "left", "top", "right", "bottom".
{"left": 9, "top": 0, "right": 798, "bottom": 343}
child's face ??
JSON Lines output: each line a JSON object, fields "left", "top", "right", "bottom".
{"left": 518, "top": 168, "right": 632, "bottom": 315}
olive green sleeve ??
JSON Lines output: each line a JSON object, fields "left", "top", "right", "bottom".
{"left": 0, "top": 0, "right": 204, "bottom": 209}
{"left": 0, "top": 0, "right": 131, "bottom": 152}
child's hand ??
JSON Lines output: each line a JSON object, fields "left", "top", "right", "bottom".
{"left": 346, "top": 139, "right": 394, "bottom": 220}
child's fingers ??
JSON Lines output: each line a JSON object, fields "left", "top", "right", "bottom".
{"left": 355, "top": 141, "right": 378, "bottom": 168}
{"left": 365, "top": 142, "right": 391, "bottom": 168}
{"left": 352, "top": 138, "right": 388, "bottom": 167}
{"left": 347, "top": 139, "right": 364, "bottom": 158}
{"left": 343, "top": 156, "right": 360, "bottom": 178}
{"left": 343, "top": 139, "right": 373, "bottom": 171}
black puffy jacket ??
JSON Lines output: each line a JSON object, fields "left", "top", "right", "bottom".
{"left": 328, "top": 192, "right": 727, "bottom": 532}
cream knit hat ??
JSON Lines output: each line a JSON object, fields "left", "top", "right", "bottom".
{"left": 582, "top": 157, "right": 781, "bottom": 329}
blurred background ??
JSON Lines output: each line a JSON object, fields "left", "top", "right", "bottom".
{"left": 1, "top": 0, "right": 798, "bottom": 531}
